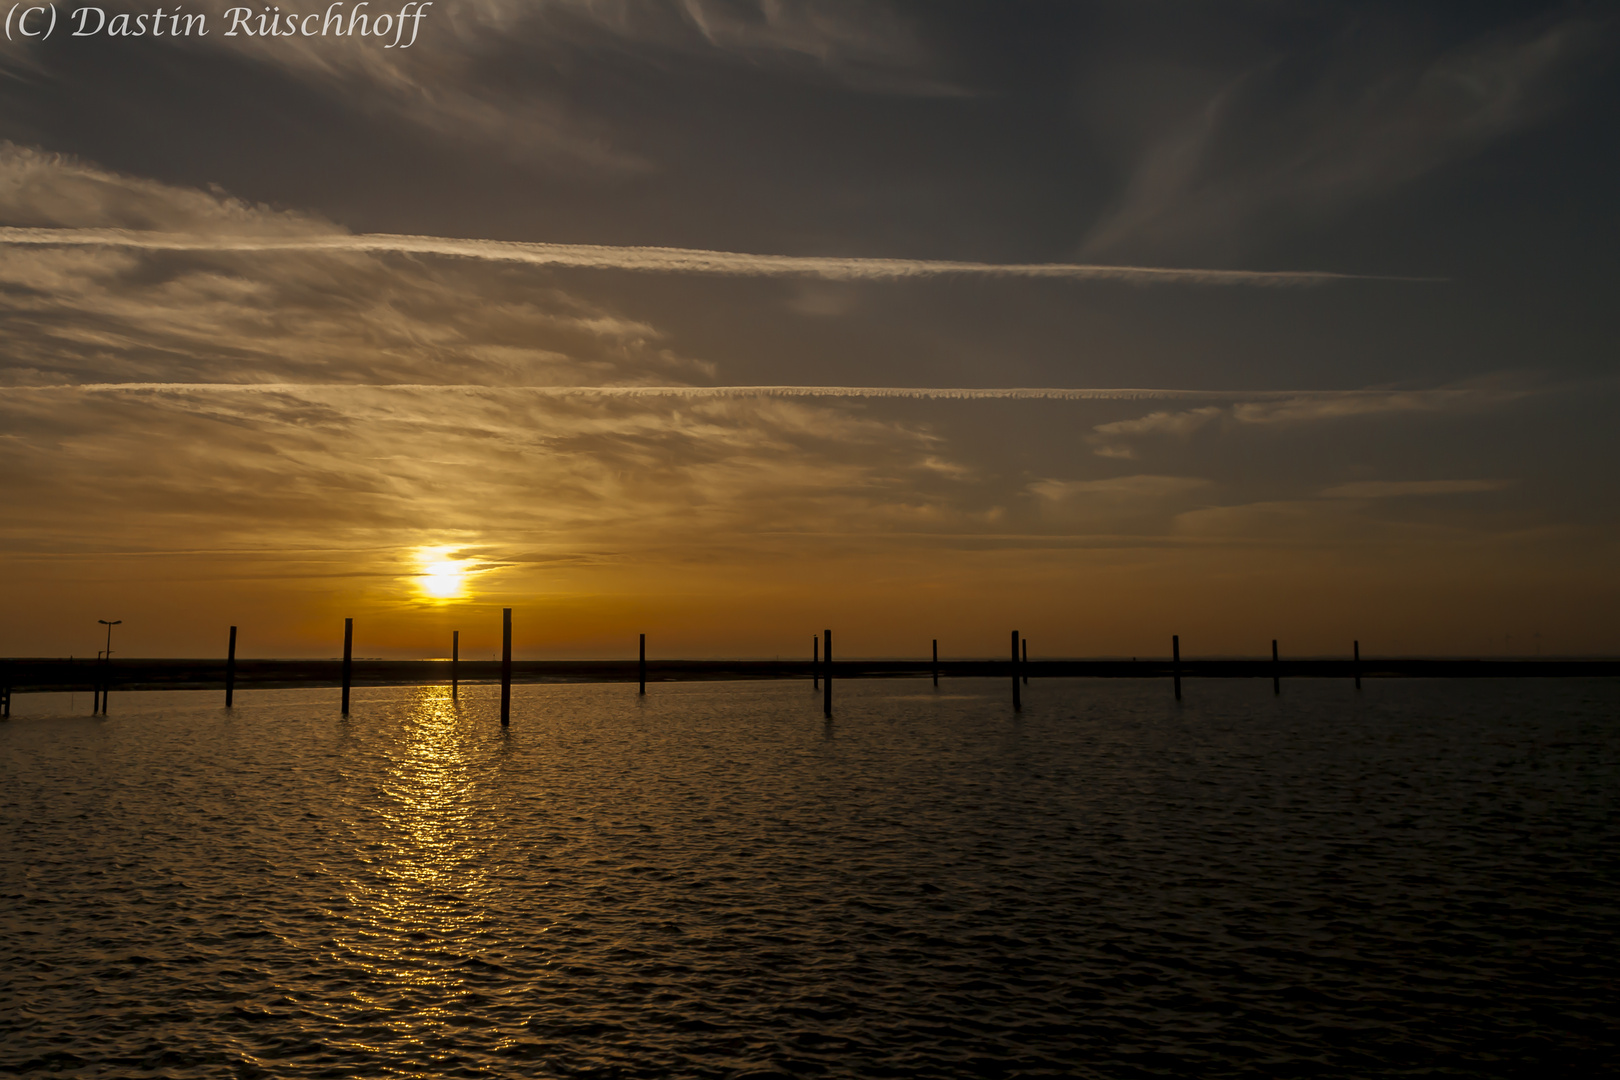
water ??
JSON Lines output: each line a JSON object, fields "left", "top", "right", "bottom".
{"left": 2, "top": 678, "right": 1617, "bottom": 1078}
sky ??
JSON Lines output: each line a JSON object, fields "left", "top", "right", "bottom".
{"left": 1, "top": 0, "right": 1616, "bottom": 661}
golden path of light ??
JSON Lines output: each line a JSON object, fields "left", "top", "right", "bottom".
{"left": 330, "top": 687, "right": 503, "bottom": 1052}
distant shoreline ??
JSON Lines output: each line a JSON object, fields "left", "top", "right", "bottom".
{"left": 2, "top": 657, "right": 1615, "bottom": 694}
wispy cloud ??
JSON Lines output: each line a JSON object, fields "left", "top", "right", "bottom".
{"left": 1, "top": 1, "right": 961, "bottom": 174}
{"left": 1085, "top": 387, "right": 1523, "bottom": 458}
{"left": 0, "top": 382, "right": 968, "bottom": 559}
{"left": 13, "top": 384, "right": 1490, "bottom": 403}
{"left": 1320, "top": 479, "right": 1513, "bottom": 499}
{"left": 0, "top": 226, "right": 1417, "bottom": 287}
{"left": 1081, "top": 13, "right": 1607, "bottom": 260}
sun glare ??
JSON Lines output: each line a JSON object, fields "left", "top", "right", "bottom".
{"left": 416, "top": 547, "right": 472, "bottom": 601}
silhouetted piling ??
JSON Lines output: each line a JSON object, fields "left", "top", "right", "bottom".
{"left": 823, "top": 629, "right": 832, "bottom": 718}
{"left": 501, "top": 608, "right": 512, "bottom": 727}
{"left": 1011, "top": 630, "right": 1021, "bottom": 711}
{"left": 813, "top": 635, "right": 819, "bottom": 691}
{"left": 1354, "top": 640, "right": 1361, "bottom": 691}
{"left": 341, "top": 618, "right": 352, "bottom": 715}
{"left": 1172, "top": 635, "right": 1182, "bottom": 701}
{"left": 452, "top": 630, "right": 459, "bottom": 699}
{"left": 1022, "top": 637, "right": 1029, "bottom": 686}
{"left": 1272, "top": 639, "right": 1280, "bottom": 695}
{"left": 639, "top": 633, "right": 646, "bottom": 695}
{"left": 225, "top": 625, "right": 237, "bottom": 708}
{"left": 932, "top": 639, "right": 938, "bottom": 687}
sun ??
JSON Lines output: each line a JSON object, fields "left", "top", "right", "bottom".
{"left": 415, "top": 547, "right": 472, "bottom": 601}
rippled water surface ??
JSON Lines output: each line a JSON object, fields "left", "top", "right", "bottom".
{"left": 3, "top": 678, "right": 1617, "bottom": 1077}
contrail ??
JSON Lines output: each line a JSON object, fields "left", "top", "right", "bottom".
{"left": 17, "top": 383, "right": 1478, "bottom": 403}
{"left": 0, "top": 227, "right": 1439, "bottom": 286}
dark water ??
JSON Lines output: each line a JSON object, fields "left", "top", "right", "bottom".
{"left": 2, "top": 678, "right": 1617, "bottom": 1078}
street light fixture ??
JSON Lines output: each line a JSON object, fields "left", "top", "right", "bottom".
{"left": 98, "top": 619, "right": 122, "bottom": 659}
{"left": 96, "top": 619, "right": 121, "bottom": 716}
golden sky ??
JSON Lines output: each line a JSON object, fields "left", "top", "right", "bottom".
{"left": 2, "top": 4, "right": 1616, "bottom": 659}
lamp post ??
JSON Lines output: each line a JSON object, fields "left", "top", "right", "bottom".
{"left": 96, "top": 619, "right": 121, "bottom": 715}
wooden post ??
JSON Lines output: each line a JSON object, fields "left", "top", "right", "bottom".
{"left": 1011, "top": 630, "right": 1021, "bottom": 711}
{"left": 225, "top": 625, "right": 237, "bottom": 708}
{"left": 1172, "top": 634, "right": 1182, "bottom": 701}
{"left": 452, "top": 630, "right": 459, "bottom": 699}
{"left": 823, "top": 629, "right": 832, "bottom": 718}
{"left": 813, "top": 635, "right": 819, "bottom": 690}
{"left": 1022, "top": 637, "right": 1029, "bottom": 685}
{"left": 1272, "top": 639, "right": 1280, "bottom": 695}
{"left": 501, "top": 608, "right": 512, "bottom": 727}
{"left": 932, "top": 639, "right": 938, "bottom": 687}
{"left": 341, "top": 617, "right": 353, "bottom": 715}
{"left": 1354, "top": 640, "right": 1361, "bottom": 691}
{"left": 639, "top": 633, "right": 646, "bottom": 696}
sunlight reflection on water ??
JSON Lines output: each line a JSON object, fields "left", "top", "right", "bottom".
{"left": 2, "top": 678, "right": 1617, "bottom": 1077}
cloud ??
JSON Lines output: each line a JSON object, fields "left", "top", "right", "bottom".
{"left": 1085, "top": 387, "right": 1520, "bottom": 458}
{"left": 664, "top": 0, "right": 966, "bottom": 95}
{"left": 0, "top": 241, "right": 713, "bottom": 388}
{"left": 1031, "top": 474, "right": 1210, "bottom": 499}
{"left": 1087, "top": 406, "right": 1223, "bottom": 456}
{"left": 1320, "top": 479, "right": 1512, "bottom": 499}
{"left": 0, "top": 383, "right": 976, "bottom": 562}
{"left": 0, "top": 142, "right": 1573, "bottom": 598}
{"left": 15, "top": 384, "right": 1503, "bottom": 404}
{"left": 1081, "top": 14, "right": 1607, "bottom": 259}
{"left": 1027, "top": 474, "right": 1214, "bottom": 534}
{"left": 1229, "top": 391, "right": 1489, "bottom": 425}
{"left": 0, "top": 225, "right": 1408, "bottom": 287}
{"left": 0, "top": 146, "right": 729, "bottom": 389}
{"left": 1, "top": 1, "right": 962, "bottom": 172}
{"left": 0, "top": 144, "right": 1436, "bottom": 288}
{"left": 0, "top": 144, "right": 332, "bottom": 235}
